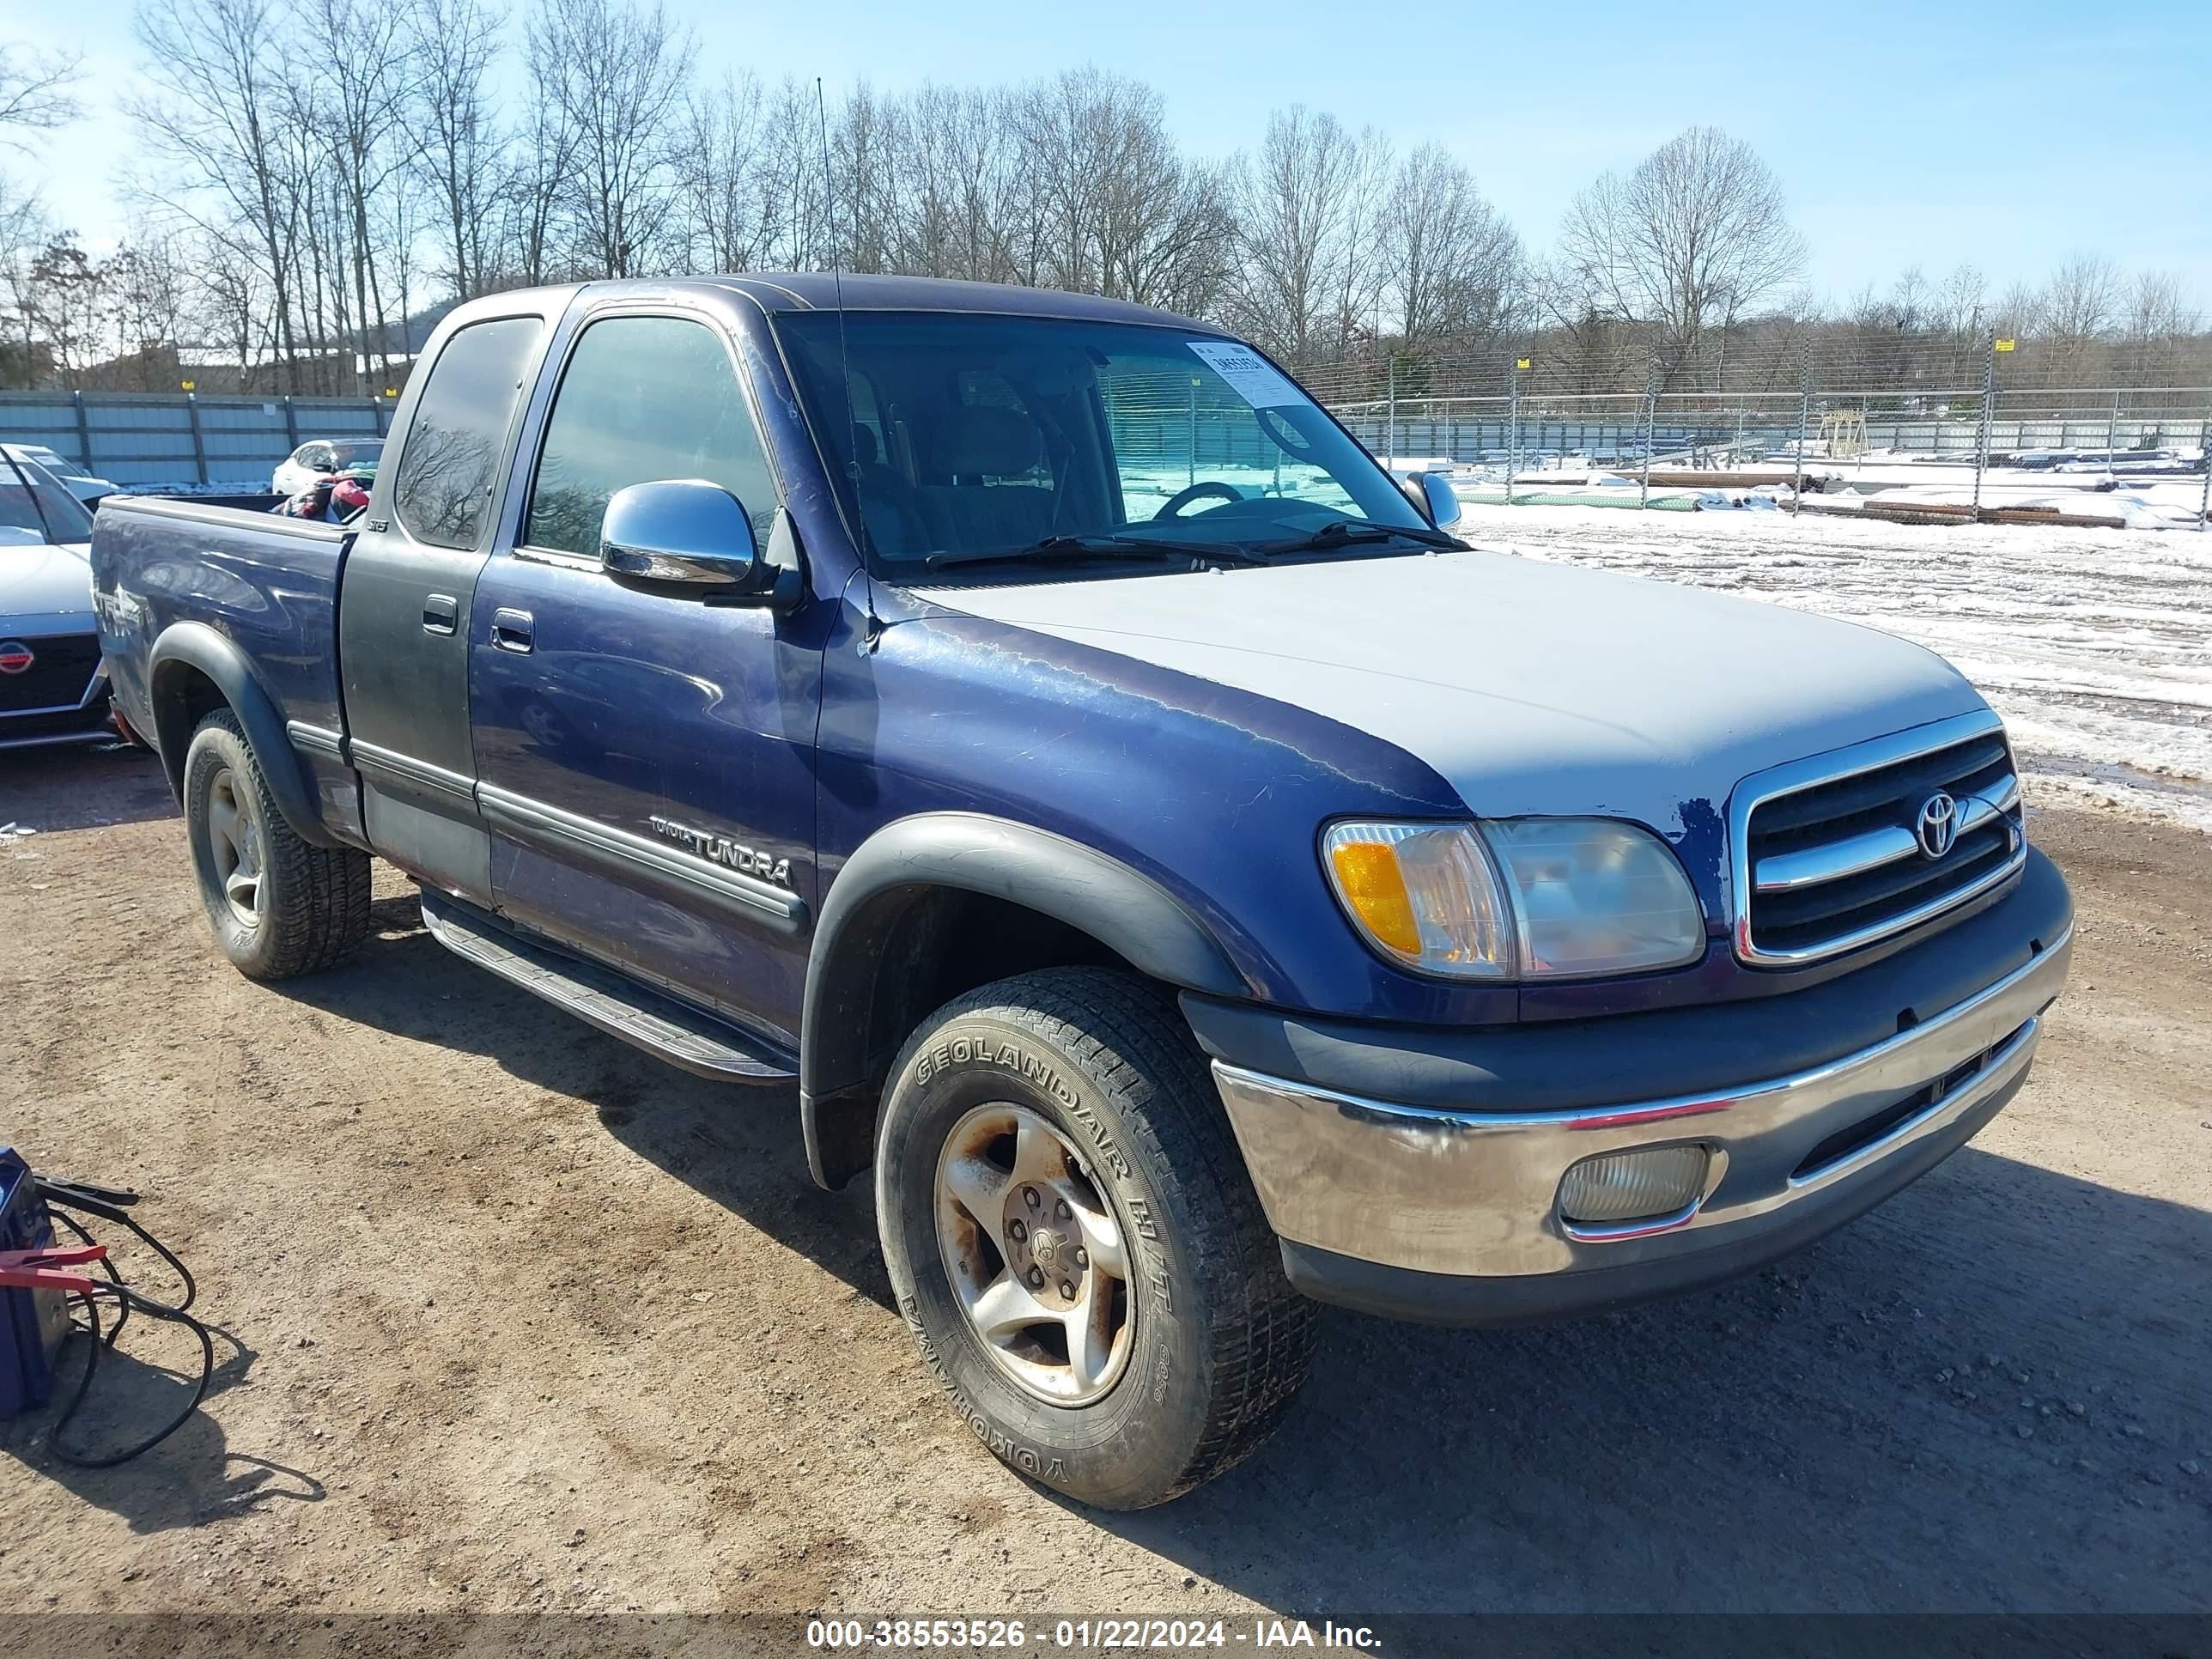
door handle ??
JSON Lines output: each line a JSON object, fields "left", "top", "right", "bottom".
{"left": 422, "top": 593, "right": 458, "bottom": 635}
{"left": 490, "top": 608, "right": 535, "bottom": 653}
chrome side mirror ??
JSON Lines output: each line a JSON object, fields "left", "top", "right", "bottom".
{"left": 600, "top": 479, "right": 761, "bottom": 588}
{"left": 1401, "top": 471, "right": 1462, "bottom": 529}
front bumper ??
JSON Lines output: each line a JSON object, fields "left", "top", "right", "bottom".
{"left": 0, "top": 634, "right": 113, "bottom": 752}
{"left": 1206, "top": 860, "right": 2072, "bottom": 1325}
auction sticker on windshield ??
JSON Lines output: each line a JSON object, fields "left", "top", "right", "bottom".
{"left": 1187, "top": 340, "right": 1305, "bottom": 407}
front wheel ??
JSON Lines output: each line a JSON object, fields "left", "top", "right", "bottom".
{"left": 876, "top": 968, "right": 1316, "bottom": 1509}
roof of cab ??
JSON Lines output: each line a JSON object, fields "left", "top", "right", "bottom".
{"left": 696, "top": 272, "right": 1214, "bottom": 332}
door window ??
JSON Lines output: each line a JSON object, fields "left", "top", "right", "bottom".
{"left": 525, "top": 314, "right": 777, "bottom": 557}
{"left": 391, "top": 315, "right": 544, "bottom": 550}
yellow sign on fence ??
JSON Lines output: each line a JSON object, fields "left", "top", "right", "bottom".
{"left": 1995, "top": 339, "right": 2016, "bottom": 353}
{"left": 1516, "top": 358, "right": 1532, "bottom": 371}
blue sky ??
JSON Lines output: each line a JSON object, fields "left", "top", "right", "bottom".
{"left": 14, "top": 0, "right": 2210, "bottom": 307}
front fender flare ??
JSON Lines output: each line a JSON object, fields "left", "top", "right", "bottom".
{"left": 149, "top": 621, "right": 340, "bottom": 848}
{"left": 799, "top": 812, "right": 1251, "bottom": 1187}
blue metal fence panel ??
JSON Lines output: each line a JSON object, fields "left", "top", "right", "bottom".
{"left": 0, "top": 392, "right": 393, "bottom": 489}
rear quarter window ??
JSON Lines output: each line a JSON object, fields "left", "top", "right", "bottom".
{"left": 392, "top": 316, "right": 545, "bottom": 550}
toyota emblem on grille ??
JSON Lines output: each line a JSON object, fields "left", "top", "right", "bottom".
{"left": 0, "top": 640, "right": 33, "bottom": 676}
{"left": 1916, "top": 791, "right": 1959, "bottom": 859}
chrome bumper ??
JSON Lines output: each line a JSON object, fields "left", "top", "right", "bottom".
{"left": 1213, "top": 926, "right": 2071, "bottom": 1281}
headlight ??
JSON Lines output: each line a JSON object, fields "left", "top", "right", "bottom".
{"left": 1321, "top": 821, "right": 1515, "bottom": 979}
{"left": 1322, "top": 817, "right": 1704, "bottom": 981}
{"left": 1479, "top": 819, "right": 1705, "bottom": 977}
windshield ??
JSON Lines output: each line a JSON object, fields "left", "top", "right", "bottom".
{"left": 775, "top": 312, "right": 1428, "bottom": 578}
{"left": 0, "top": 453, "right": 95, "bottom": 544}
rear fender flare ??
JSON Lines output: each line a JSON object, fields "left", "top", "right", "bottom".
{"left": 148, "top": 622, "right": 340, "bottom": 848}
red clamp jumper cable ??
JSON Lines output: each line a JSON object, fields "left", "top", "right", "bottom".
{"left": 10, "top": 1178, "right": 216, "bottom": 1468}
{"left": 0, "top": 1242, "right": 110, "bottom": 1293}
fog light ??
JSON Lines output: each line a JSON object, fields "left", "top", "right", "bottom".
{"left": 1559, "top": 1146, "right": 1711, "bottom": 1224}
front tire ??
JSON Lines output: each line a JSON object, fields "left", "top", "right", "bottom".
{"left": 876, "top": 968, "right": 1316, "bottom": 1509}
{"left": 182, "top": 708, "right": 371, "bottom": 979}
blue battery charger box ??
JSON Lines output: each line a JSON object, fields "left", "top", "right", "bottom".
{"left": 1, "top": 1147, "right": 72, "bottom": 1418}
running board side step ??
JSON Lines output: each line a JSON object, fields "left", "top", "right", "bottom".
{"left": 420, "top": 890, "right": 796, "bottom": 1085}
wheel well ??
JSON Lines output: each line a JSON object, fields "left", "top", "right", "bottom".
{"left": 873, "top": 887, "right": 1139, "bottom": 1084}
{"left": 800, "top": 885, "right": 1154, "bottom": 1190}
{"left": 149, "top": 660, "right": 229, "bottom": 801}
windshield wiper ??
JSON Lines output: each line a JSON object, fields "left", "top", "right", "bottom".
{"left": 1258, "top": 519, "right": 1464, "bottom": 556}
{"left": 925, "top": 533, "right": 1264, "bottom": 572}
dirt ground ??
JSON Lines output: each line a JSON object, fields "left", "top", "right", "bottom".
{"left": 2, "top": 742, "right": 2207, "bottom": 1626}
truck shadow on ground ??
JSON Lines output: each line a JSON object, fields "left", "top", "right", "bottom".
{"left": 274, "top": 900, "right": 2209, "bottom": 1612}
{"left": 1103, "top": 1152, "right": 2211, "bottom": 1613}
{"left": 279, "top": 895, "right": 894, "bottom": 1310}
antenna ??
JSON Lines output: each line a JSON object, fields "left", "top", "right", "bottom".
{"left": 815, "top": 76, "right": 877, "bottom": 586}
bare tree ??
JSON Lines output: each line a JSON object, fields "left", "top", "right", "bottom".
{"left": 1004, "top": 70, "right": 1231, "bottom": 310}
{"left": 529, "top": 0, "right": 692, "bottom": 278}
{"left": 197, "top": 239, "right": 272, "bottom": 384}
{"left": 1224, "top": 106, "right": 1387, "bottom": 362}
{"left": 0, "top": 48, "right": 83, "bottom": 153}
{"left": 295, "top": 0, "right": 418, "bottom": 391}
{"left": 1989, "top": 277, "right": 2038, "bottom": 342}
{"left": 1937, "top": 263, "right": 1986, "bottom": 337}
{"left": 1381, "top": 145, "right": 1523, "bottom": 349}
{"left": 0, "top": 186, "right": 53, "bottom": 385}
{"left": 2121, "top": 270, "right": 2199, "bottom": 347}
{"left": 678, "top": 71, "right": 777, "bottom": 273}
{"left": 406, "top": 0, "right": 507, "bottom": 301}
{"left": 127, "top": 0, "right": 308, "bottom": 387}
{"left": 884, "top": 83, "right": 1022, "bottom": 283}
{"left": 23, "top": 237, "right": 107, "bottom": 385}
{"left": 107, "top": 224, "right": 199, "bottom": 387}
{"left": 1553, "top": 125, "right": 1807, "bottom": 380}
{"left": 499, "top": 90, "right": 576, "bottom": 285}
{"left": 2030, "top": 252, "right": 2121, "bottom": 381}
{"left": 2035, "top": 252, "right": 2121, "bottom": 341}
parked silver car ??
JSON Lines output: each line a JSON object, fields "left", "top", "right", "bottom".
{"left": 271, "top": 437, "right": 384, "bottom": 498}
{"left": 1, "top": 450, "right": 114, "bottom": 752}
{"left": 1, "top": 442, "right": 120, "bottom": 508}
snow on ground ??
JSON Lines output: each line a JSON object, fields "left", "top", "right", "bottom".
{"left": 1451, "top": 502, "right": 2212, "bottom": 831}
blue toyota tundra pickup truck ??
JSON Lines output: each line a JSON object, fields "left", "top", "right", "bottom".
{"left": 91, "top": 275, "right": 2073, "bottom": 1508}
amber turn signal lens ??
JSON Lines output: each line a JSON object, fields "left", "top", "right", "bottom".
{"left": 1328, "top": 841, "right": 1422, "bottom": 956}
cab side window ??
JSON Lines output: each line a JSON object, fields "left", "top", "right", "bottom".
{"left": 391, "top": 315, "right": 544, "bottom": 550}
{"left": 526, "top": 315, "right": 777, "bottom": 557}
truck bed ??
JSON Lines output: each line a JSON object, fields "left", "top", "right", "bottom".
{"left": 90, "top": 493, "right": 360, "bottom": 840}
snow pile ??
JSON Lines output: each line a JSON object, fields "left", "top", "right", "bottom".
{"left": 1451, "top": 503, "right": 2212, "bottom": 831}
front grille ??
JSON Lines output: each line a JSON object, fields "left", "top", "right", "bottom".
{"left": 1735, "top": 717, "right": 2027, "bottom": 965}
{"left": 0, "top": 633, "right": 102, "bottom": 715}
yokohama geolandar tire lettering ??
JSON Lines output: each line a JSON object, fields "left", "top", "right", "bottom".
{"left": 182, "top": 709, "right": 372, "bottom": 980}
{"left": 874, "top": 967, "right": 1317, "bottom": 1510}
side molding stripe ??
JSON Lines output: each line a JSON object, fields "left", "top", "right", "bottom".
{"left": 285, "top": 720, "right": 347, "bottom": 763}
{"left": 477, "top": 782, "right": 807, "bottom": 934}
{"left": 351, "top": 737, "right": 477, "bottom": 807}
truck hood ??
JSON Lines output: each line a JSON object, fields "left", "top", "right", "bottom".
{"left": 0, "top": 538, "right": 95, "bottom": 632}
{"left": 917, "top": 549, "right": 1987, "bottom": 836}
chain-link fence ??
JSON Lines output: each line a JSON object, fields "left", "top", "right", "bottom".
{"left": 1302, "top": 333, "right": 2212, "bottom": 527}
{"left": 1326, "top": 386, "right": 2212, "bottom": 468}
